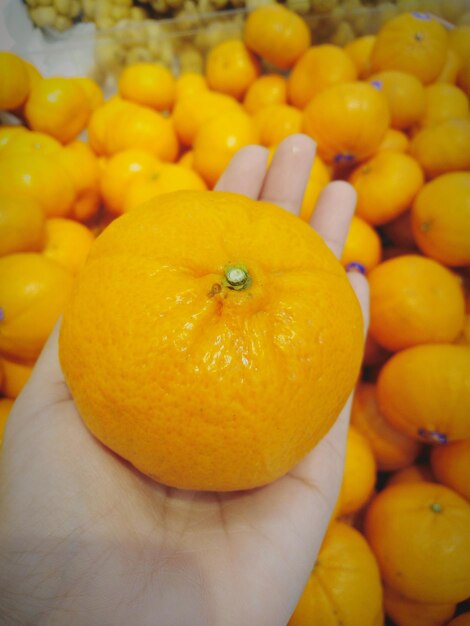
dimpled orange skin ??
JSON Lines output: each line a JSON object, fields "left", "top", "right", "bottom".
{"left": 59, "top": 191, "right": 363, "bottom": 492}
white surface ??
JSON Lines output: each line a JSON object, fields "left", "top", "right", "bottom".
{"left": 0, "top": 0, "right": 95, "bottom": 76}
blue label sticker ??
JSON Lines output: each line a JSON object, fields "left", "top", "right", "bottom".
{"left": 411, "top": 11, "right": 432, "bottom": 20}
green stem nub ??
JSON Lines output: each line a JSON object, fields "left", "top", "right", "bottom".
{"left": 430, "top": 502, "right": 443, "bottom": 514}
{"left": 224, "top": 264, "right": 251, "bottom": 291}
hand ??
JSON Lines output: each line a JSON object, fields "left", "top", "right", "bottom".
{"left": 0, "top": 134, "right": 368, "bottom": 626}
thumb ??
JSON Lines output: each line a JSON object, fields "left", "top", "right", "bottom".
{"left": 18, "top": 320, "right": 71, "bottom": 410}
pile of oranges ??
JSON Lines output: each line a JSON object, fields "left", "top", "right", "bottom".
{"left": 1, "top": 5, "right": 470, "bottom": 625}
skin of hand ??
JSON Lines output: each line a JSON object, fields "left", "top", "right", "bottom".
{"left": 0, "top": 134, "right": 369, "bottom": 626}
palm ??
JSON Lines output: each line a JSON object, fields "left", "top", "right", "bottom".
{"left": 0, "top": 135, "right": 368, "bottom": 626}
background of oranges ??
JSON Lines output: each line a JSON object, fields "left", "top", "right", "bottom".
{"left": 1, "top": 3, "right": 470, "bottom": 624}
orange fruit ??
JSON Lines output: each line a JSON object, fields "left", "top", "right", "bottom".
{"left": 411, "top": 171, "right": 470, "bottom": 267}
{"left": 74, "top": 76, "right": 104, "bottom": 112}
{"left": 0, "top": 129, "right": 62, "bottom": 157}
{"left": 100, "top": 149, "right": 161, "bottom": 215}
{"left": 118, "top": 62, "right": 176, "bottom": 112}
{"left": 303, "top": 81, "right": 390, "bottom": 165}
{"left": 351, "top": 383, "right": 422, "bottom": 472}
{"left": 193, "top": 110, "right": 258, "bottom": 188}
{"left": 370, "top": 12, "right": 448, "bottom": 84}
{"left": 368, "top": 70, "right": 425, "bottom": 130}
{"left": 103, "top": 101, "right": 179, "bottom": 162}
{"left": 123, "top": 163, "right": 207, "bottom": 212}
{"left": 338, "top": 425, "right": 376, "bottom": 516}
{"left": 24, "top": 77, "right": 91, "bottom": 144}
{"left": 61, "top": 140, "right": 101, "bottom": 222}
{"left": 0, "top": 126, "right": 26, "bottom": 150}
{"left": 369, "top": 255, "right": 465, "bottom": 351}
{"left": 287, "top": 44, "right": 357, "bottom": 110}
{"left": 0, "top": 397, "right": 14, "bottom": 445}
{"left": 409, "top": 118, "right": 470, "bottom": 178}
{"left": 364, "top": 481, "right": 470, "bottom": 604}
{"left": 206, "top": 39, "right": 260, "bottom": 100}
{"left": 344, "top": 35, "right": 376, "bottom": 79}
{"left": 0, "top": 51, "right": 30, "bottom": 110}
{"left": 0, "top": 253, "right": 73, "bottom": 362}
{"left": 243, "top": 74, "right": 287, "bottom": 115}
{"left": 377, "top": 344, "right": 470, "bottom": 444}
{"left": 430, "top": 438, "right": 470, "bottom": 502}
{"left": 419, "top": 83, "right": 469, "bottom": 128}
{"left": 387, "top": 463, "right": 435, "bottom": 487}
{"left": 253, "top": 104, "right": 302, "bottom": 148}
{"left": 341, "top": 215, "right": 382, "bottom": 273}
{"left": 175, "top": 72, "right": 207, "bottom": 101}
{"left": 298, "top": 155, "right": 332, "bottom": 223}
{"left": 349, "top": 151, "right": 424, "bottom": 226}
{"left": 288, "top": 522, "right": 383, "bottom": 626}
{"left": 0, "top": 195, "right": 45, "bottom": 256}
{"left": 42, "top": 218, "right": 94, "bottom": 274}
{"left": 435, "top": 48, "right": 463, "bottom": 84}
{"left": 1, "top": 355, "right": 34, "bottom": 399}
{"left": 58, "top": 190, "right": 364, "bottom": 491}
{"left": 172, "top": 90, "right": 242, "bottom": 148}
{"left": 87, "top": 96, "right": 130, "bottom": 155}
{"left": 0, "top": 151, "right": 76, "bottom": 218}
{"left": 23, "top": 60, "right": 42, "bottom": 86}
{"left": 376, "top": 128, "right": 409, "bottom": 152}
{"left": 447, "top": 614, "right": 470, "bottom": 626}
{"left": 383, "top": 585, "right": 456, "bottom": 626}
{"left": 178, "top": 150, "right": 194, "bottom": 169}
{"left": 244, "top": 4, "right": 311, "bottom": 71}
{"left": 448, "top": 24, "right": 470, "bottom": 63}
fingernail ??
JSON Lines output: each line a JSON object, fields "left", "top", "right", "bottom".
{"left": 346, "top": 262, "right": 366, "bottom": 275}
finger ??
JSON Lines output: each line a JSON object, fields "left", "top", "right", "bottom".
{"left": 310, "top": 180, "right": 357, "bottom": 259}
{"left": 214, "top": 144, "right": 269, "bottom": 198}
{"left": 22, "top": 320, "right": 71, "bottom": 406}
{"left": 260, "top": 134, "right": 316, "bottom": 215}
{"left": 347, "top": 269, "right": 370, "bottom": 335}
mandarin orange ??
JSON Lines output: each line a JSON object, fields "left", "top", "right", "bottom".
{"left": 349, "top": 151, "right": 424, "bottom": 226}
{"left": 289, "top": 522, "right": 383, "bottom": 626}
{"left": 287, "top": 44, "right": 357, "bottom": 110}
{"left": 193, "top": 110, "right": 258, "bottom": 187}
{"left": 0, "top": 253, "right": 73, "bottom": 362}
{"left": 24, "top": 77, "right": 91, "bottom": 144}
{"left": 383, "top": 585, "right": 456, "bottom": 626}
{"left": 118, "top": 62, "right": 176, "bottom": 111}
{"left": 244, "top": 4, "right": 311, "bottom": 71}
{"left": 411, "top": 171, "right": 470, "bottom": 267}
{"left": 338, "top": 426, "right": 377, "bottom": 516}
{"left": 377, "top": 344, "right": 470, "bottom": 444}
{"left": 430, "top": 438, "right": 470, "bottom": 502}
{"left": 364, "top": 481, "right": 470, "bottom": 604}
{"left": 243, "top": 74, "right": 287, "bottom": 115}
{"left": 59, "top": 190, "right": 363, "bottom": 491}
{"left": 0, "top": 52, "right": 30, "bottom": 110}
{"left": 370, "top": 11, "right": 448, "bottom": 84}
{"left": 206, "top": 39, "right": 260, "bottom": 100}
{"left": 409, "top": 118, "right": 470, "bottom": 178}
{"left": 368, "top": 255, "right": 465, "bottom": 351}
{"left": 0, "top": 195, "right": 45, "bottom": 256}
{"left": 303, "top": 81, "right": 390, "bottom": 165}
{"left": 351, "top": 383, "right": 422, "bottom": 472}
